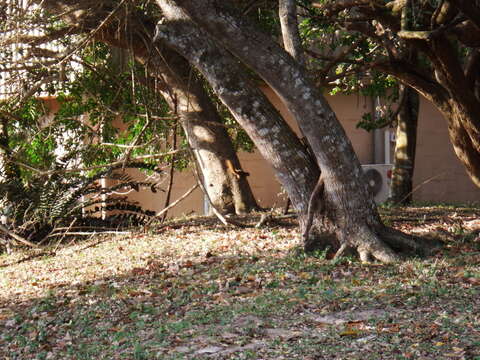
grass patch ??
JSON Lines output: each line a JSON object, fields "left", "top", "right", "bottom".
{"left": 0, "top": 207, "right": 479, "bottom": 359}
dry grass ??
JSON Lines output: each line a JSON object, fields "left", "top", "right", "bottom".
{"left": 0, "top": 206, "right": 479, "bottom": 359}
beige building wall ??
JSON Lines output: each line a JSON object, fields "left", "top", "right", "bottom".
{"left": 254, "top": 90, "right": 480, "bottom": 205}
{"left": 108, "top": 168, "right": 204, "bottom": 218}
{"left": 115, "top": 89, "right": 480, "bottom": 218}
{"left": 40, "top": 88, "right": 480, "bottom": 220}
{"left": 413, "top": 97, "right": 480, "bottom": 203}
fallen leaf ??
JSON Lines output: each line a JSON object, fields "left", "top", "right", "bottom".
{"left": 195, "top": 346, "right": 224, "bottom": 355}
{"left": 311, "top": 309, "right": 397, "bottom": 325}
{"left": 235, "top": 286, "right": 254, "bottom": 295}
{"left": 465, "top": 277, "right": 480, "bottom": 285}
{"left": 298, "top": 272, "right": 311, "bottom": 280}
{"left": 264, "top": 328, "right": 302, "bottom": 340}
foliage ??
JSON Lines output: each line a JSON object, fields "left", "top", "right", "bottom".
{"left": 0, "top": 161, "right": 159, "bottom": 243}
{"left": 50, "top": 42, "right": 178, "bottom": 169}
{"left": 296, "top": 5, "right": 402, "bottom": 131}
{"left": 0, "top": 38, "right": 176, "bottom": 244}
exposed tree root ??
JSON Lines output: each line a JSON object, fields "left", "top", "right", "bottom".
{"left": 302, "top": 174, "right": 325, "bottom": 245}
{"left": 352, "top": 225, "right": 400, "bottom": 263}
{"left": 304, "top": 222, "right": 400, "bottom": 263}
{"left": 378, "top": 226, "right": 442, "bottom": 256}
{"left": 303, "top": 208, "right": 442, "bottom": 264}
{"left": 304, "top": 222, "right": 443, "bottom": 263}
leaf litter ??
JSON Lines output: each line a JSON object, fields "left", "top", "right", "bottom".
{"left": 0, "top": 206, "right": 479, "bottom": 359}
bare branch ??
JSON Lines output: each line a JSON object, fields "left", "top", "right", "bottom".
{"left": 0, "top": 26, "right": 80, "bottom": 47}
{"left": 312, "top": 0, "right": 371, "bottom": 15}
{"left": 152, "top": 183, "right": 197, "bottom": 218}
{"left": 0, "top": 224, "right": 40, "bottom": 248}
{"left": 397, "top": 30, "right": 431, "bottom": 40}
{"left": 373, "top": 60, "right": 448, "bottom": 104}
{"left": 13, "top": 150, "right": 186, "bottom": 176}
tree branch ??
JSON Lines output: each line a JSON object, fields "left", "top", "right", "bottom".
{"left": 0, "top": 224, "right": 40, "bottom": 248}
{"left": 13, "top": 150, "right": 185, "bottom": 176}
{"left": 465, "top": 49, "right": 480, "bottom": 90}
{"left": 279, "top": 0, "right": 306, "bottom": 68}
{"left": 448, "top": 0, "right": 480, "bottom": 30}
{"left": 312, "top": 0, "right": 371, "bottom": 15}
{"left": 0, "top": 26, "right": 80, "bottom": 47}
{"left": 373, "top": 60, "right": 448, "bottom": 104}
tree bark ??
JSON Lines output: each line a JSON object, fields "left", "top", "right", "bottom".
{"left": 279, "top": 0, "right": 306, "bottom": 68}
{"left": 279, "top": 0, "right": 307, "bottom": 214}
{"left": 153, "top": 15, "right": 319, "bottom": 212}
{"left": 389, "top": 85, "right": 419, "bottom": 205}
{"left": 40, "top": 0, "right": 258, "bottom": 215}
{"left": 156, "top": 0, "right": 433, "bottom": 262}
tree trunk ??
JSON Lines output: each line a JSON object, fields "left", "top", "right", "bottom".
{"left": 156, "top": 1, "right": 433, "bottom": 262}
{"left": 389, "top": 85, "right": 419, "bottom": 205}
{"left": 426, "top": 38, "right": 480, "bottom": 187}
{"left": 41, "top": 0, "right": 258, "bottom": 215}
{"left": 279, "top": 0, "right": 306, "bottom": 213}
{"left": 438, "top": 99, "right": 480, "bottom": 189}
{"left": 153, "top": 15, "right": 319, "bottom": 211}
{"left": 279, "top": 0, "right": 306, "bottom": 68}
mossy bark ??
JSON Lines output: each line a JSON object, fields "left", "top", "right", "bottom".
{"left": 389, "top": 85, "right": 419, "bottom": 205}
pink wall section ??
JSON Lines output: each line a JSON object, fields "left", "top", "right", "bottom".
{"left": 413, "top": 98, "right": 480, "bottom": 203}
{"left": 99, "top": 90, "right": 480, "bottom": 217}
{"left": 42, "top": 88, "right": 480, "bottom": 220}
{"left": 232, "top": 90, "right": 480, "bottom": 209}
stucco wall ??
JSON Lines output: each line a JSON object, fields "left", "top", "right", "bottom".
{"left": 413, "top": 97, "right": 480, "bottom": 203}
{"left": 41, "top": 88, "right": 480, "bottom": 220}
{"left": 109, "top": 90, "right": 480, "bottom": 218}
{"left": 241, "top": 89, "right": 480, "bottom": 206}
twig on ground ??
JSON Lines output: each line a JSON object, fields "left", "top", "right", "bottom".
{"left": 256, "top": 212, "right": 297, "bottom": 228}
{"left": 47, "top": 231, "right": 132, "bottom": 237}
{"left": 147, "top": 184, "right": 199, "bottom": 224}
{"left": 0, "top": 224, "right": 40, "bottom": 248}
{"left": 256, "top": 213, "right": 274, "bottom": 228}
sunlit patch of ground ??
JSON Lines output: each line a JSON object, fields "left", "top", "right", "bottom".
{"left": 0, "top": 207, "right": 479, "bottom": 359}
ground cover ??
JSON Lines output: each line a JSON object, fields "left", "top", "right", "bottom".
{"left": 0, "top": 206, "right": 479, "bottom": 359}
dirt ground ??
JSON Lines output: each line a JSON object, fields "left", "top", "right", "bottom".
{"left": 0, "top": 206, "right": 479, "bottom": 359}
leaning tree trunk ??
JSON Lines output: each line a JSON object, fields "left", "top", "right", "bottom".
{"left": 97, "top": 14, "right": 259, "bottom": 215}
{"left": 156, "top": 1, "right": 432, "bottom": 262}
{"left": 279, "top": 0, "right": 307, "bottom": 214}
{"left": 153, "top": 17, "right": 319, "bottom": 211}
{"left": 41, "top": 0, "right": 258, "bottom": 215}
{"left": 389, "top": 85, "right": 419, "bottom": 205}
{"left": 426, "top": 38, "right": 480, "bottom": 188}
{"left": 437, "top": 99, "right": 480, "bottom": 189}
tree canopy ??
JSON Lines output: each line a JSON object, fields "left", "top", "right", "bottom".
{"left": 303, "top": 0, "right": 480, "bottom": 187}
